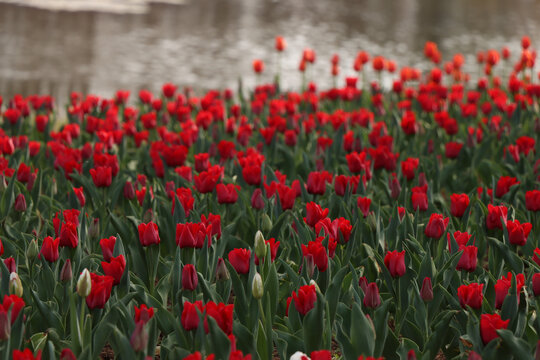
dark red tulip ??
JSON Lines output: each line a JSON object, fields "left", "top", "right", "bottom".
{"left": 456, "top": 246, "right": 477, "bottom": 272}
{"left": 526, "top": 190, "right": 540, "bottom": 211}
{"left": 182, "top": 264, "right": 198, "bottom": 291}
{"left": 100, "top": 236, "right": 116, "bottom": 262}
{"left": 486, "top": 204, "right": 507, "bottom": 230}
{"left": 357, "top": 197, "right": 371, "bottom": 218}
{"left": 181, "top": 301, "right": 203, "bottom": 331}
{"left": 421, "top": 277, "right": 433, "bottom": 302}
{"left": 89, "top": 166, "right": 112, "bottom": 187}
{"left": 134, "top": 304, "right": 154, "bottom": 324}
{"left": 176, "top": 222, "right": 211, "bottom": 249}
{"left": 363, "top": 282, "right": 381, "bottom": 308}
{"left": 86, "top": 273, "right": 114, "bottom": 309}
{"left": 59, "top": 222, "right": 78, "bottom": 248}
{"left": 424, "top": 213, "right": 449, "bottom": 239}
{"left": 533, "top": 273, "right": 540, "bottom": 297}
{"left": 14, "top": 194, "right": 26, "bottom": 212}
{"left": 216, "top": 183, "right": 240, "bottom": 204}
{"left": 450, "top": 193, "right": 469, "bottom": 217}
{"left": 506, "top": 219, "right": 532, "bottom": 246}
{"left": 301, "top": 239, "right": 328, "bottom": 272}
{"left": 495, "top": 176, "right": 519, "bottom": 198}
{"left": 304, "top": 202, "right": 329, "bottom": 228}
{"left": 401, "top": 157, "right": 419, "bottom": 180}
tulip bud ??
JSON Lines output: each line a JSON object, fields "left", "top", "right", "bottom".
{"left": 468, "top": 351, "right": 482, "bottom": 360}
{"left": 363, "top": 282, "right": 381, "bottom": 309}
{"left": 9, "top": 272, "right": 23, "bottom": 297}
{"left": 88, "top": 218, "right": 100, "bottom": 240}
{"left": 358, "top": 276, "right": 368, "bottom": 293}
{"left": 261, "top": 213, "right": 272, "bottom": 232}
{"left": 421, "top": 277, "right": 434, "bottom": 302}
{"left": 124, "top": 181, "right": 135, "bottom": 200}
{"left": 77, "top": 268, "right": 91, "bottom": 298}
{"left": 182, "top": 264, "right": 198, "bottom": 291}
{"left": 252, "top": 272, "right": 264, "bottom": 300}
{"left": 14, "top": 194, "right": 26, "bottom": 212}
{"left": 0, "top": 309, "right": 10, "bottom": 340}
{"left": 533, "top": 273, "right": 540, "bottom": 297}
{"left": 215, "top": 257, "right": 229, "bottom": 281}
{"left": 309, "top": 279, "right": 320, "bottom": 293}
{"left": 305, "top": 254, "right": 315, "bottom": 279}
{"left": 26, "top": 172, "right": 37, "bottom": 192}
{"left": 27, "top": 238, "right": 39, "bottom": 260}
{"left": 254, "top": 230, "right": 267, "bottom": 260}
{"left": 130, "top": 321, "right": 148, "bottom": 352}
{"left": 407, "top": 350, "right": 417, "bottom": 360}
{"left": 60, "top": 259, "right": 72, "bottom": 282}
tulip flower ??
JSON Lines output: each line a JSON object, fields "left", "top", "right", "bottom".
{"left": 480, "top": 313, "right": 509, "bottom": 344}
{"left": 457, "top": 283, "right": 484, "bottom": 309}
{"left": 39, "top": 236, "right": 60, "bottom": 263}
{"left": 506, "top": 219, "right": 532, "bottom": 246}
{"left": 292, "top": 285, "right": 317, "bottom": 316}
{"left": 138, "top": 221, "right": 160, "bottom": 246}
{"left": 363, "top": 282, "right": 381, "bottom": 309}
{"left": 384, "top": 250, "right": 406, "bottom": 278}
{"left": 182, "top": 264, "right": 198, "bottom": 291}
{"left": 228, "top": 248, "right": 251, "bottom": 274}
{"left": 424, "top": 213, "right": 449, "bottom": 239}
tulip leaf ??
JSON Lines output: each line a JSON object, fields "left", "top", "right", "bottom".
{"left": 497, "top": 329, "right": 532, "bottom": 359}
{"left": 303, "top": 291, "right": 325, "bottom": 353}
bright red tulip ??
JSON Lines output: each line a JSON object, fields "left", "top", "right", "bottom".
{"left": 384, "top": 250, "right": 406, "bottom": 278}
{"left": 228, "top": 248, "right": 251, "bottom": 274}
{"left": 86, "top": 273, "right": 114, "bottom": 309}
{"left": 292, "top": 285, "right": 317, "bottom": 316}
{"left": 457, "top": 283, "right": 483, "bottom": 309}
{"left": 138, "top": 222, "right": 160, "bottom": 246}
{"left": 480, "top": 313, "right": 509, "bottom": 344}
{"left": 450, "top": 193, "right": 469, "bottom": 217}
{"left": 506, "top": 219, "right": 532, "bottom": 246}
{"left": 101, "top": 255, "right": 126, "bottom": 285}
{"left": 424, "top": 213, "right": 449, "bottom": 239}
{"left": 39, "top": 236, "right": 60, "bottom": 262}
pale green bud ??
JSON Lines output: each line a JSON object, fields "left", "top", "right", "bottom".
{"left": 77, "top": 268, "right": 91, "bottom": 298}
{"left": 261, "top": 213, "right": 272, "bottom": 232}
{"left": 9, "top": 272, "right": 23, "bottom": 297}
{"left": 252, "top": 273, "right": 264, "bottom": 300}
{"left": 254, "top": 230, "right": 266, "bottom": 260}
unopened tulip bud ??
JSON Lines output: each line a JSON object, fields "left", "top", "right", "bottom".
{"left": 88, "top": 218, "right": 100, "bottom": 240}
{"left": 252, "top": 273, "right": 264, "bottom": 299}
{"left": 421, "top": 277, "right": 434, "bottom": 302}
{"left": 261, "top": 213, "right": 272, "bottom": 232}
{"left": 60, "top": 349, "right": 77, "bottom": 360}
{"left": 0, "top": 309, "right": 10, "bottom": 340}
{"left": 305, "top": 254, "right": 315, "bottom": 279}
{"left": 27, "top": 239, "right": 38, "bottom": 260}
{"left": 254, "top": 230, "right": 266, "bottom": 260}
{"left": 182, "top": 264, "right": 198, "bottom": 291}
{"left": 77, "top": 268, "right": 91, "bottom": 298}
{"left": 124, "top": 181, "right": 135, "bottom": 200}
{"left": 9, "top": 272, "right": 23, "bottom": 297}
{"left": 26, "top": 172, "right": 37, "bottom": 192}
{"left": 215, "top": 257, "right": 229, "bottom": 281}
{"left": 363, "top": 282, "right": 381, "bottom": 309}
{"left": 533, "top": 273, "right": 540, "bottom": 297}
{"left": 14, "top": 194, "right": 26, "bottom": 212}
{"left": 60, "top": 259, "right": 72, "bottom": 282}
{"left": 309, "top": 279, "right": 320, "bottom": 293}
{"left": 358, "top": 276, "right": 368, "bottom": 293}
{"left": 407, "top": 350, "right": 417, "bottom": 360}
{"left": 130, "top": 321, "right": 148, "bottom": 352}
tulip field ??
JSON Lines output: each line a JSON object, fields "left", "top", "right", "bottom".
{"left": 0, "top": 36, "right": 540, "bottom": 360}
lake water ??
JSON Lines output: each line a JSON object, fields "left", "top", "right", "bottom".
{"left": 1, "top": 0, "right": 540, "bottom": 102}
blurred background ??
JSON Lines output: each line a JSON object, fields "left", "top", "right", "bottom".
{"left": 1, "top": 0, "right": 540, "bottom": 102}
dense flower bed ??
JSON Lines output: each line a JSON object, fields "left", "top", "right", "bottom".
{"left": 0, "top": 36, "right": 539, "bottom": 360}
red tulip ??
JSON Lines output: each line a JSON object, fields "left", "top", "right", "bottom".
{"left": 59, "top": 222, "right": 78, "bottom": 248}
{"left": 494, "top": 272, "right": 525, "bottom": 309}
{"left": 363, "top": 282, "right": 381, "bottom": 308}
{"left": 526, "top": 190, "right": 540, "bottom": 211}
{"left": 292, "top": 285, "right": 317, "bottom": 316}
{"left": 401, "top": 157, "right": 419, "bottom": 181}
{"left": 100, "top": 236, "right": 116, "bottom": 262}
{"left": 216, "top": 183, "right": 240, "bottom": 204}
{"left": 424, "top": 213, "right": 449, "bottom": 239}
{"left": 495, "top": 176, "right": 519, "bottom": 198}
{"left": 39, "top": 236, "right": 60, "bottom": 262}
{"left": 101, "top": 255, "right": 126, "bottom": 285}
{"left": 506, "top": 219, "right": 532, "bottom": 246}
{"left": 252, "top": 59, "right": 264, "bottom": 74}
{"left": 204, "top": 301, "right": 234, "bottom": 335}
{"left": 445, "top": 142, "right": 463, "bottom": 159}
{"left": 304, "top": 202, "right": 329, "bottom": 228}
{"left": 86, "top": 273, "right": 114, "bottom": 309}
{"left": 181, "top": 301, "right": 203, "bottom": 331}
{"left": 307, "top": 171, "right": 332, "bottom": 195}
{"left": 182, "top": 264, "right": 198, "bottom": 291}
{"left": 134, "top": 304, "right": 154, "bottom": 324}
{"left": 456, "top": 246, "right": 478, "bottom": 272}
{"left": 251, "top": 188, "right": 265, "bottom": 209}
{"left": 228, "top": 248, "right": 251, "bottom": 274}
{"left": 533, "top": 248, "right": 540, "bottom": 267}
{"left": 450, "top": 193, "right": 469, "bottom": 217}
{"left": 200, "top": 213, "right": 221, "bottom": 241}
{"left": 411, "top": 185, "right": 428, "bottom": 211}
{"left": 194, "top": 170, "right": 220, "bottom": 194}
{"left": 176, "top": 222, "right": 211, "bottom": 249}
{"left": 138, "top": 222, "right": 160, "bottom": 246}
{"left": 162, "top": 83, "right": 177, "bottom": 98}
{"left": 301, "top": 239, "right": 328, "bottom": 272}
{"left": 275, "top": 36, "right": 286, "bottom": 52}
{"left": 486, "top": 204, "right": 507, "bottom": 230}
{"left": 480, "top": 313, "right": 509, "bottom": 344}
{"left": 401, "top": 111, "right": 418, "bottom": 135}
{"left": 457, "top": 283, "right": 483, "bottom": 309}
{"left": 89, "top": 166, "right": 112, "bottom": 187}
{"left": 12, "top": 349, "right": 42, "bottom": 360}
{"left": 73, "top": 187, "right": 85, "bottom": 207}
{"left": 2, "top": 294, "right": 25, "bottom": 325}
{"left": 384, "top": 250, "right": 406, "bottom": 278}
{"left": 357, "top": 197, "right": 371, "bottom": 218}
{"left": 60, "top": 349, "right": 77, "bottom": 360}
